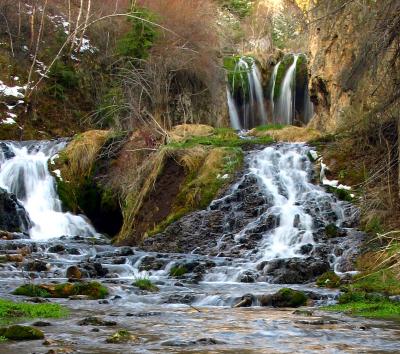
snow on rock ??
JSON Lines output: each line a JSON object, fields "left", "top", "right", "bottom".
{"left": 52, "top": 169, "right": 63, "bottom": 181}
{"left": 0, "top": 81, "right": 26, "bottom": 98}
{"left": 1, "top": 117, "right": 16, "bottom": 125}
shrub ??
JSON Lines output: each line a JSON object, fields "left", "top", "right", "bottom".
{"left": 133, "top": 277, "right": 159, "bottom": 292}
{"left": 316, "top": 271, "right": 341, "bottom": 288}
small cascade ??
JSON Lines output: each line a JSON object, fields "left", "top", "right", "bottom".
{"left": 276, "top": 54, "right": 299, "bottom": 124}
{"left": 226, "top": 56, "right": 267, "bottom": 130}
{"left": 0, "top": 141, "right": 97, "bottom": 240}
{"left": 269, "top": 61, "right": 281, "bottom": 122}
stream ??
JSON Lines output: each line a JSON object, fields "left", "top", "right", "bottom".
{"left": 0, "top": 141, "right": 400, "bottom": 353}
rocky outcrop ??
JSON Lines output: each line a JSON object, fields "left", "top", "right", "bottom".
{"left": 307, "top": 0, "right": 400, "bottom": 132}
{"left": 0, "top": 187, "right": 30, "bottom": 233}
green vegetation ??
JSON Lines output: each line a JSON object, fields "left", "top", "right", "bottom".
{"left": 47, "top": 61, "right": 80, "bottom": 100}
{"left": 325, "top": 224, "right": 339, "bottom": 238}
{"left": 326, "top": 186, "right": 354, "bottom": 202}
{"left": 221, "top": 0, "right": 253, "bottom": 18}
{"left": 224, "top": 56, "right": 254, "bottom": 97}
{"left": 273, "top": 54, "right": 294, "bottom": 100}
{"left": 0, "top": 298, "right": 68, "bottom": 326}
{"left": 13, "top": 282, "right": 108, "bottom": 300}
{"left": 170, "top": 265, "right": 188, "bottom": 277}
{"left": 316, "top": 271, "right": 341, "bottom": 288}
{"left": 324, "top": 291, "right": 400, "bottom": 321}
{"left": 364, "top": 216, "right": 384, "bottom": 235}
{"left": 133, "top": 278, "right": 159, "bottom": 292}
{"left": 168, "top": 128, "right": 273, "bottom": 149}
{"left": 106, "top": 329, "right": 139, "bottom": 344}
{"left": 116, "top": 7, "right": 158, "bottom": 59}
{"left": 254, "top": 124, "right": 286, "bottom": 132}
{"left": 349, "top": 270, "right": 400, "bottom": 296}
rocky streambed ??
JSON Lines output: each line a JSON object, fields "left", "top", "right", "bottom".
{"left": 0, "top": 142, "right": 399, "bottom": 353}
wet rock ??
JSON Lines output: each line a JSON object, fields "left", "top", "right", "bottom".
{"left": 233, "top": 294, "right": 255, "bottom": 308}
{"left": 239, "top": 271, "right": 256, "bottom": 283}
{"left": 161, "top": 337, "right": 224, "bottom": 347}
{"left": 106, "top": 329, "right": 140, "bottom": 344}
{"left": 25, "top": 260, "right": 50, "bottom": 272}
{"left": 0, "top": 325, "right": 44, "bottom": 340}
{"left": 0, "top": 188, "right": 31, "bottom": 233}
{"left": 69, "top": 295, "right": 91, "bottom": 300}
{"left": 32, "top": 321, "right": 52, "bottom": 327}
{"left": 299, "top": 244, "right": 313, "bottom": 255}
{"left": 78, "top": 316, "right": 117, "bottom": 326}
{"left": 117, "top": 246, "right": 134, "bottom": 256}
{"left": 265, "top": 257, "right": 330, "bottom": 283}
{"left": 66, "top": 247, "right": 80, "bottom": 255}
{"left": 164, "top": 293, "right": 195, "bottom": 304}
{"left": 47, "top": 244, "right": 65, "bottom": 254}
{"left": 138, "top": 256, "right": 168, "bottom": 271}
{"left": 295, "top": 319, "right": 338, "bottom": 325}
{"left": 66, "top": 265, "right": 82, "bottom": 280}
{"left": 293, "top": 309, "right": 313, "bottom": 316}
{"left": 259, "top": 288, "right": 308, "bottom": 308}
{"left": 81, "top": 262, "right": 108, "bottom": 278}
{"left": 112, "top": 257, "right": 126, "bottom": 265}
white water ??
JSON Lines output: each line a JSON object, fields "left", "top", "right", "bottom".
{"left": 251, "top": 64, "right": 267, "bottom": 125}
{"left": 269, "top": 61, "right": 281, "bottom": 123}
{"left": 0, "top": 141, "right": 97, "bottom": 240}
{"left": 276, "top": 54, "right": 299, "bottom": 124}
{"left": 227, "top": 87, "right": 241, "bottom": 130}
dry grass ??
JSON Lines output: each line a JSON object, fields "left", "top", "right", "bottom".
{"left": 250, "top": 126, "right": 322, "bottom": 142}
{"left": 169, "top": 124, "right": 215, "bottom": 143}
{"left": 60, "top": 130, "right": 110, "bottom": 182}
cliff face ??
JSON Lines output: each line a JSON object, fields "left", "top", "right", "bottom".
{"left": 307, "top": 0, "right": 400, "bottom": 132}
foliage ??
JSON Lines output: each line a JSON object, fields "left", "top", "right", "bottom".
{"left": 0, "top": 298, "right": 68, "bottom": 326}
{"left": 133, "top": 277, "right": 159, "bottom": 292}
{"left": 324, "top": 291, "right": 400, "bottom": 320}
{"left": 170, "top": 265, "right": 188, "bottom": 277}
{"left": 13, "top": 284, "right": 51, "bottom": 298}
{"left": 316, "top": 271, "right": 341, "bottom": 288}
{"left": 349, "top": 270, "right": 400, "bottom": 296}
{"left": 224, "top": 56, "right": 254, "bottom": 97}
{"left": 116, "top": 7, "right": 158, "bottom": 59}
{"left": 254, "top": 124, "right": 286, "bottom": 132}
{"left": 326, "top": 186, "right": 353, "bottom": 202}
{"left": 220, "top": 0, "right": 254, "bottom": 18}
{"left": 47, "top": 61, "right": 80, "bottom": 100}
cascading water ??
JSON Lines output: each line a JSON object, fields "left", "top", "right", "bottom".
{"left": 227, "top": 57, "right": 267, "bottom": 130}
{"left": 0, "top": 141, "right": 96, "bottom": 240}
{"left": 269, "top": 61, "right": 281, "bottom": 122}
{"left": 276, "top": 54, "right": 299, "bottom": 124}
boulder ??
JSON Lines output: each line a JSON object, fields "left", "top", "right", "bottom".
{"left": 0, "top": 325, "right": 44, "bottom": 340}
{"left": 66, "top": 266, "right": 82, "bottom": 280}
{"left": 0, "top": 188, "right": 31, "bottom": 233}
{"left": 259, "top": 288, "right": 308, "bottom": 307}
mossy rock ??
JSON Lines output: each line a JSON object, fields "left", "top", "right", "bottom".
{"left": 325, "top": 224, "right": 339, "bottom": 238}
{"left": 13, "top": 282, "right": 108, "bottom": 299}
{"left": 316, "top": 271, "right": 341, "bottom": 288}
{"left": 271, "top": 288, "right": 308, "bottom": 307}
{"left": 106, "top": 329, "right": 140, "bottom": 344}
{"left": 132, "top": 279, "right": 159, "bottom": 292}
{"left": 0, "top": 325, "right": 44, "bottom": 340}
{"left": 170, "top": 265, "right": 188, "bottom": 277}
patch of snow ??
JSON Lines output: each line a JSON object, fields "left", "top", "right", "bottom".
{"left": 309, "top": 150, "right": 319, "bottom": 161}
{"left": 53, "top": 169, "right": 63, "bottom": 181}
{"left": 23, "top": 45, "right": 29, "bottom": 51}
{"left": 50, "top": 154, "right": 59, "bottom": 165}
{"left": 0, "top": 81, "right": 26, "bottom": 98}
{"left": 1, "top": 117, "right": 16, "bottom": 125}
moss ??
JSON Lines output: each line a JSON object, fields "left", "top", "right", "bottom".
{"left": 13, "top": 282, "right": 108, "bottom": 300}
{"left": 272, "top": 288, "right": 308, "bottom": 307}
{"left": 133, "top": 278, "right": 159, "bottom": 292}
{"left": 12, "top": 284, "right": 51, "bottom": 298}
{"left": 224, "top": 56, "right": 254, "bottom": 97}
{"left": 316, "top": 271, "right": 341, "bottom": 288}
{"left": 254, "top": 124, "right": 286, "bottom": 132}
{"left": 0, "top": 325, "right": 44, "bottom": 340}
{"left": 274, "top": 54, "right": 295, "bottom": 101}
{"left": 0, "top": 298, "right": 67, "bottom": 326}
{"left": 326, "top": 186, "right": 353, "bottom": 202}
{"left": 325, "top": 224, "right": 339, "bottom": 238}
{"left": 170, "top": 265, "right": 188, "bottom": 277}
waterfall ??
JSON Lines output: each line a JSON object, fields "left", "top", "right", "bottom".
{"left": 227, "top": 88, "right": 241, "bottom": 130}
{"left": 227, "top": 57, "right": 267, "bottom": 130}
{"left": 276, "top": 54, "right": 299, "bottom": 124}
{"left": 269, "top": 61, "right": 281, "bottom": 123}
{"left": 304, "top": 84, "right": 314, "bottom": 123}
{"left": 0, "top": 141, "right": 97, "bottom": 240}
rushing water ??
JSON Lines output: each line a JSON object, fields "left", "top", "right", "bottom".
{"left": 0, "top": 141, "right": 399, "bottom": 353}
{"left": 0, "top": 141, "right": 96, "bottom": 240}
{"left": 269, "top": 61, "right": 281, "bottom": 122}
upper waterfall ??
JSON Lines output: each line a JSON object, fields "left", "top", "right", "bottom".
{"left": 0, "top": 141, "right": 97, "bottom": 240}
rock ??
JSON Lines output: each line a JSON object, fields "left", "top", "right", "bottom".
{"left": 47, "top": 244, "right": 65, "bottom": 253}
{"left": 293, "top": 309, "right": 313, "bottom": 316}
{"left": 238, "top": 271, "right": 256, "bottom": 283}
{"left": 26, "top": 260, "right": 49, "bottom": 272}
{"left": 81, "top": 262, "right": 108, "bottom": 278}
{"left": 233, "top": 294, "right": 255, "bottom": 308}
{"left": 0, "top": 325, "right": 44, "bottom": 340}
{"left": 138, "top": 256, "right": 168, "bottom": 271}
{"left": 6, "top": 254, "right": 24, "bottom": 262}
{"left": 259, "top": 288, "right": 308, "bottom": 307}
{"left": 66, "top": 265, "right": 82, "bottom": 280}
{"left": 316, "top": 271, "right": 341, "bottom": 288}
{"left": 164, "top": 293, "right": 195, "bottom": 304}
{"left": 299, "top": 244, "right": 313, "bottom": 255}
{"left": 69, "top": 295, "right": 91, "bottom": 300}
{"left": 264, "top": 257, "right": 330, "bottom": 283}
{"left": 32, "top": 321, "right": 51, "bottom": 327}
{"left": 0, "top": 188, "right": 31, "bottom": 233}
{"left": 78, "top": 316, "right": 117, "bottom": 326}
{"left": 106, "top": 329, "right": 140, "bottom": 344}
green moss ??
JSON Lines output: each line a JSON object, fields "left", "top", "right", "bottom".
{"left": 0, "top": 298, "right": 68, "bottom": 326}
{"left": 323, "top": 291, "right": 400, "bottom": 321}
{"left": 170, "top": 265, "right": 188, "bottom": 277}
{"left": 133, "top": 278, "right": 159, "bottom": 292}
{"left": 12, "top": 284, "right": 51, "bottom": 298}
{"left": 273, "top": 54, "right": 295, "bottom": 101}
{"left": 0, "top": 325, "right": 44, "bottom": 340}
{"left": 325, "top": 224, "right": 339, "bottom": 238}
{"left": 224, "top": 56, "right": 254, "bottom": 97}
{"left": 254, "top": 124, "right": 286, "bottom": 132}
{"left": 316, "top": 271, "right": 341, "bottom": 288}
{"left": 0, "top": 335, "right": 6, "bottom": 343}
{"left": 326, "top": 186, "right": 353, "bottom": 202}
{"left": 273, "top": 288, "right": 308, "bottom": 307}
{"left": 106, "top": 329, "right": 139, "bottom": 344}
{"left": 13, "top": 282, "right": 108, "bottom": 300}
